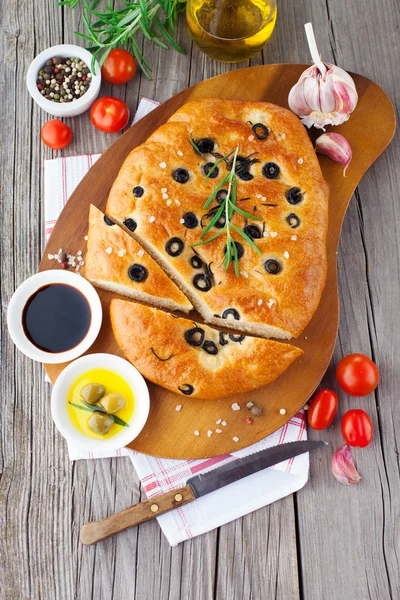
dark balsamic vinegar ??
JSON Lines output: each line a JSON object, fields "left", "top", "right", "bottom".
{"left": 22, "top": 283, "right": 91, "bottom": 353}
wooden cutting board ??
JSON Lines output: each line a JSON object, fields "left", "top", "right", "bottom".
{"left": 39, "top": 64, "right": 395, "bottom": 459}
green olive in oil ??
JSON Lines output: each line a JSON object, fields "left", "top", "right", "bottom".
{"left": 186, "top": 0, "right": 277, "bottom": 63}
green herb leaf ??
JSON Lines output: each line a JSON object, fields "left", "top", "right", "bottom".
{"left": 68, "top": 401, "right": 92, "bottom": 413}
{"left": 110, "top": 414, "right": 130, "bottom": 428}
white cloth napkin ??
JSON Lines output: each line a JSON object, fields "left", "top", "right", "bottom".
{"left": 44, "top": 98, "right": 309, "bottom": 546}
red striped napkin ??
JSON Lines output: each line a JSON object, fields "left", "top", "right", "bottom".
{"left": 44, "top": 98, "right": 309, "bottom": 546}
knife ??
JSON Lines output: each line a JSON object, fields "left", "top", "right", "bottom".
{"left": 80, "top": 440, "right": 327, "bottom": 545}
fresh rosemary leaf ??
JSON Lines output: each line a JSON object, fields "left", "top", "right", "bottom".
{"left": 81, "top": 399, "right": 107, "bottom": 412}
{"left": 231, "top": 222, "right": 262, "bottom": 255}
{"left": 189, "top": 134, "right": 201, "bottom": 155}
{"left": 203, "top": 174, "right": 231, "bottom": 210}
{"left": 200, "top": 203, "right": 225, "bottom": 238}
{"left": 230, "top": 202, "right": 262, "bottom": 220}
{"left": 204, "top": 149, "right": 236, "bottom": 181}
{"left": 192, "top": 229, "right": 224, "bottom": 247}
{"left": 68, "top": 401, "right": 92, "bottom": 413}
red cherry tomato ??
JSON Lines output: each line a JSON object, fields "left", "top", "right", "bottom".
{"left": 341, "top": 409, "right": 373, "bottom": 447}
{"left": 336, "top": 353, "right": 379, "bottom": 396}
{"left": 101, "top": 49, "right": 137, "bottom": 85}
{"left": 90, "top": 97, "right": 130, "bottom": 133}
{"left": 41, "top": 119, "right": 72, "bottom": 150}
{"left": 307, "top": 388, "right": 338, "bottom": 430}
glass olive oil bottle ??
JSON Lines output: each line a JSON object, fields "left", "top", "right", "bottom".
{"left": 186, "top": 0, "right": 277, "bottom": 62}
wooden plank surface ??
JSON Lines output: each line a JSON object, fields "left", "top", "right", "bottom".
{"left": 0, "top": 1, "right": 399, "bottom": 599}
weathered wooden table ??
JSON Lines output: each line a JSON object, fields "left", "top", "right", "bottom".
{"left": 1, "top": 1, "right": 399, "bottom": 598}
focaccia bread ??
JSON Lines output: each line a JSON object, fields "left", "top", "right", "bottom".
{"left": 85, "top": 204, "right": 192, "bottom": 313}
{"left": 107, "top": 98, "right": 329, "bottom": 339}
{"left": 111, "top": 299, "right": 303, "bottom": 400}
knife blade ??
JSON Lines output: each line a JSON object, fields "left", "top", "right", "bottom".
{"left": 80, "top": 439, "right": 328, "bottom": 545}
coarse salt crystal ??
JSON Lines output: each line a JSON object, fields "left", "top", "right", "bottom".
{"left": 105, "top": 247, "right": 112, "bottom": 254}
{"left": 248, "top": 135, "right": 254, "bottom": 141}
{"left": 281, "top": 133, "right": 286, "bottom": 140}
{"left": 216, "top": 429, "right": 222, "bottom": 434}
{"left": 194, "top": 430, "right": 200, "bottom": 436}
{"left": 297, "top": 158, "right": 304, "bottom": 164}
{"left": 261, "top": 196, "right": 266, "bottom": 201}
{"left": 161, "top": 188, "right": 167, "bottom": 193}
{"left": 269, "top": 232, "right": 277, "bottom": 238}
{"left": 216, "top": 419, "right": 222, "bottom": 425}
{"left": 221, "top": 421, "right": 227, "bottom": 426}
{"left": 231, "top": 403, "right": 240, "bottom": 411}
{"left": 207, "top": 430, "right": 213, "bottom": 437}
{"left": 84, "top": 235, "right": 88, "bottom": 241}
{"left": 159, "top": 162, "right": 166, "bottom": 169}
{"left": 47, "top": 254, "right": 54, "bottom": 260}
{"left": 291, "top": 235, "right": 297, "bottom": 241}
{"left": 263, "top": 231, "right": 269, "bottom": 237}
{"left": 177, "top": 150, "right": 183, "bottom": 156}
{"left": 162, "top": 193, "right": 169, "bottom": 200}
{"left": 280, "top": 408, "right": 287, "bottom": 415}
{"left": 256, "top": 193, "right": 262, "bottom": 199}
{"left": 257, "top": 299, "right": 263, "bottom": 306}
{"left": 118, "top": 249, "right": 126, "bottom": 257}
{"left": 233, "top": 436, "right": 239, "bottom": 443}
{"left": 284, "top": 250, "right": 290, "bottom": 259}
{"left": 241, "top": 271, "right": 249, "bottom": 278}
{"left": 138, "top": 249, "right": 145, "bottom": 257}
{"left": 149, "top": 216, "right": 155, "bottom": 223}
{"left": 175, "top": 200, "right": 181, "bottom": 206}
{"left": 267, "top": 298, "right": 276, "bottom": 308}
{"left": 166, "top": 199, "right": 172, "bottom": 206}
{"left": 77, "top": 250, "right": 82, "bottom": 256}
{"left": 175, "top": 405, "right": 182, "bottom": 412}
{"left": 179, "top": 218, "right": 185, "bottom": 224}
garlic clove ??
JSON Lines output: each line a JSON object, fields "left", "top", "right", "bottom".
{"left": 288, "top": 23, "right": 358, "bottom": 130}
{"left": 315, "top": 132, "right": 352, "bottom": 176}
{"left": 332, "top": 443, "right": 361, "bottom": 485}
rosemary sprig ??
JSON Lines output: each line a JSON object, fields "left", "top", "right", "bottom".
{"left": 60, "top": 0, "right": 187, "bottom": 79}
{"left": 69, "top": 400, "right": 129, "bottom": 428}
{"left": 192, "top": 146, "right": 262, "bottom": 277}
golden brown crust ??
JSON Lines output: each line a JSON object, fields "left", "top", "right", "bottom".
{"left": 85, "top": 205, "right": 192, "bottom": 312}
{"left": 107, "top": 98, "right": 328, "bottom": 338}
{"left": 110, "top": 299, "right": 303, "bottom": 400}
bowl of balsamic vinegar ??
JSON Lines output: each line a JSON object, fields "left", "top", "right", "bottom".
{"left": 7, "top": 270, "right": 102, "bottom": 364}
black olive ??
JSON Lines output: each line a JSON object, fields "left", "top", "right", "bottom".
{"left": 252, "top": 123, "right": 269, "bottom": 140}
{"left": 204, "top": 162, "right": 219, "bottom": 178}
{"left": 287, "top": 213, "right": 301, "bottom": 228}
{"left": 229, "top": 334, "right": 245, "bottom": 343}
{"left": 128, "top": 264, "right": 148, "bottom": 282}
{"left": 124, "top": 218, "right": 137, "bottom": 232}
{"left": 197, "top": 138, "right": 215, "bottom": 153}
{"left": 244, "top": 224, "right": 261, "bottom": 239}
{"left": 166, "top": 237, "right": 184, "bottom": 257}
{"left": 182, "top": 212, "right": 198, "bottom": 229}
{"left": 219, "top": 332, "right": 228, "bottom": 346}
{"left": 103, "top": 215, "right": 115, "bottom": 226}
{"left": 133, "top": 186, "right": 144, "bottom": 197}
{"left": 193, "top": 273, "right": 212, "bottom": 291}
{"left": 264, "top": 259, "right": 282, "bottom": 274}
{"left": 215, "top": 214, "right": 226, "bottom": 229}
{"left": 237, "top": 170, "right": 254, "bottom": 181}
{"left": 223, "top": 241, "right": 244, "bottom": 260}
{"left": 222, "top": 308, "right": 240, "bottom": 320}
{"left": 190, "top": 255, "right": 203, "bottom": 269}
{"left": 286, "top": 187, "right": 303, "bottom": 205}
{"left": 184, "top": 327, "right": 205, "bottom": 347}
{"left": 216, "top": 189, "right": 228, "bottom": 204}
{"left": 202, "top": 341, "right": 218, "bottom": 355}
{"left": 178, "top": 384, "right": 194, "bottom": 396}
{"left": 262, "top": 162, "right": 280, "bottom": 179}
{"left": 172, "top": 168, "right": 189, "bottom": 184}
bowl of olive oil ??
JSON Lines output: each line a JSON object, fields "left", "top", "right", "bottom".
{"left": 186, "top": 0, "right": 277, "bottom": 62}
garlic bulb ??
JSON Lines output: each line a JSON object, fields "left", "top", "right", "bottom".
{"left": 288, "top": 23, "right": 358, "bottom": 130}
{"left": 315, "top": 132, "right": 352, "bottom": 176}
{"left": 332, "top": 444, "right": 361, "bottom": 485}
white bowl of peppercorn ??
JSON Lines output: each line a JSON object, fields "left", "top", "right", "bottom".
{"left": 27, "top": 44, "right": 101, "bottom": 117}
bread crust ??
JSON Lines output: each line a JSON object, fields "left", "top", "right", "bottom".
{"left": 111, "top": 299, "right": 303, "bottom": 400}
{"left": 107, "top": 98, "right": 328, "bottom": 339}
{"left": 85, "top": 204, "right": 192, "bottom": 312}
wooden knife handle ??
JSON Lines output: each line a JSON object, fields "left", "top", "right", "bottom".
{"left": 80, "top": 484, "right": 196, "bottom": 545}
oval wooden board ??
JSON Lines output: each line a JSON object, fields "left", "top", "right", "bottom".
{"left": 40, "top": 64, "right": 395, "bottom": 459}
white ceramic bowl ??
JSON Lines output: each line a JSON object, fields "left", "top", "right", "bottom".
{"left": 51, "top": 353, "right": 150, "bottom": 451}
{"left": 7, "top": 270, "right": 102, "bottom": 363}
{"left": 26, "top": 44, "right": 101, "bottom": 117}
